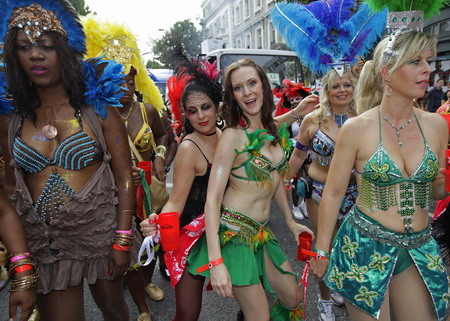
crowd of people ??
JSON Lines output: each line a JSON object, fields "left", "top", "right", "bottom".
{"left": 0, "top": 0, "right": 449, "bottom": 321}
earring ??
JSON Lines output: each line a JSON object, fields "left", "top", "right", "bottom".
{"left": 216, "top": 114, "right": 224, "bottom": 129}
{"left": 386, "top": 85, "right": 392, "bottom": 97}
{"left": 323, "top": 104, "right": 331, "bottom": 118}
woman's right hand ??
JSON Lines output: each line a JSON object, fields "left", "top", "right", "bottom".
{"left": 132, "top": 166, "right": 142, "bottom": 187}
{"left": 140, "top": 213, "right": 158, "bottom": 238}
{"left": 9, "top": 289, "right": 35, "bottom": 321}
{"left": 210, "top": 262, "right": 234, "bottom": 298}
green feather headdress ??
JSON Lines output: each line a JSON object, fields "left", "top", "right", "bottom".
{"left": 364, "top": 0, "right": 449, "bottom": 20}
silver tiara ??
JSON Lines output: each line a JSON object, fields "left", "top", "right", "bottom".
{"left": 382, "top": 10, "right": 424, "bottom": 65}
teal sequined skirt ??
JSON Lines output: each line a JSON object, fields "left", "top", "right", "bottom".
{"left": 325, "top": 207, "right": 449, "bottom": 320}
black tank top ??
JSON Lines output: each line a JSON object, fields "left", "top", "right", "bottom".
{"left": 180, "top": 139, "right": 212, "bottom": 228}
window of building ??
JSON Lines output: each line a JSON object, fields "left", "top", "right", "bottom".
{"left": 245, "top": 33, "right": 252, "bottom": 49}
{"left": 236, "top": 38, "right": 242, "bottom": 48}
{"left": 256, "top": 27, "right": 262, "bottom": 49}
{"left": 234, "top": 4, "right": 241, "bottom": 26}
{"left": 268, "top": 21, "right": 276, "bottom": 45}
{"left": 254, "top": 0, "right": 262, "bottom": 12}
{"left": 244, "top": 0, "right": 250, "bottom": 19}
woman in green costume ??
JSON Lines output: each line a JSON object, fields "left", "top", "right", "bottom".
{"left": 187, "top": 59, "right": 314, "bottom": 320}
{"left": 311, "top": 30, "right": 450, "bottom": 321}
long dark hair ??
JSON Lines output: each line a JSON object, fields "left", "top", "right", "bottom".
{"left": 4, "top": 29, "right": 86, "bottom": 123}
{"left": 223, "top": 58, "right": 279, "bottom": 144}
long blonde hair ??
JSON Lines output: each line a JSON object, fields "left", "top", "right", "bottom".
{"left": 356, "top": 31, "right": 437, "bottom": 115}
{"left": 316, "top": 68, "right": 357, "bottom": 128}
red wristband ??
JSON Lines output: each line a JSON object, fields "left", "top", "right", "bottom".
{"left": 301, "top": 249, "right": 329, "bottom": 260}
{"left": 113, "top": 244, "right": 131, "bottom": 252}
{"left": 14, "top": 264, "right": 33, "bottom": 274}
{"left": 196, "top": 257, "right": 224, "bottom": 273}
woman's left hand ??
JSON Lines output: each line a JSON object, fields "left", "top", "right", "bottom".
{"left": 288, "top": 221, "right": 314, "bottom": 245}
{"left": 292, "top": 94, "right": 320, "bottom": 118}
{"left": 153, "top": 157, "right": 166, "bottom": 182}
{"left": 108, "top": 249, "right": 130, "bottom": 280}
{"left": 310, "top": 256, "right": 330, "bottom": 280}
{"left": 9, "top": 289, "right": 35, "bottom": 321}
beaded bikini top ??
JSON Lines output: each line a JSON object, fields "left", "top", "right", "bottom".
{"left": 12, "top": 111, "right": 103, "bottom": 221}
{"left": 357, "top": 108, "right": 439, "bottom": 232}
{"left": 309, "top": 128, "right": 335, "bottom": 166}
{"left": 231, "top": 123, "right": 292, "bottom": 189}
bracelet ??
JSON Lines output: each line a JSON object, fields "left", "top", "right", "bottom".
{"left": 9, "top": 274, "right": 38, "bottom": 293}
{"left": 290, "top": 110, "right": 303, "bottom": 121}
{"left": 314, "top": 248, "right": 330, "bottom": 260}
{"left": 196, "top": 257, "right": 224, "bottom": 273}
{"left": 13, "top": 264, "right": 33, "bottom": 275}
{"left": 9, "top": 253, "right": 31, "bottom": 263}
{"left": 116, "top": 230, "right": 132, "bottom": 235}
{"left": 295, "top": 141, "right": 309, "bottom": 152}
{"left": 113, "top": 243, "right": 131, "bottom": 252}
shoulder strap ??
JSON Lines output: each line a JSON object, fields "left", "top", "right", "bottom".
{"left": 139, "top": 102, "right": 149, "bottom": 125}
{"left": 377, "top": 107, "right": 383, "bottom": 143}
{"left": 182, "top": 139, "right": 211, "bottom": 164}
{"left": 413, "top": 112, "right": 427, "bottom": 143}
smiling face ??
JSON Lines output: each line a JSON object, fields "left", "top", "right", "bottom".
{"left": 16, "top": 29, "right": 62, "bottom": 88}
{"left": 326, "top": 73, "right": 354, "bottom": 109}
{"left": 184, "top": 91, "right": 217, "bottom": 135}
{"left": 390, "top": 50, "right": 432, "bottom": 99}
{"left": 230, "top": 66, "right": 264, "bottom": 117}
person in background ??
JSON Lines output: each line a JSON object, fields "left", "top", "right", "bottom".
{"left": 426, "top": 78, "right": 444, "bottom": 112}
{"left": 273, "top": 79, "right": 313, "bottom": 220}
{"left": 83, "top": 17, "right": 170, "bottom": 321}
{"left": 0, "top": 1, "right": 135, "bottom": 320}
{"left": 285, "top": 68, "right": 358, "bottom": 321}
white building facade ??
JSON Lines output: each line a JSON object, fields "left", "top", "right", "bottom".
{"left": 201, "top": 0, "right": 288, "bottom": 53}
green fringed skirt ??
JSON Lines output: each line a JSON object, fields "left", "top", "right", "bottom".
{"left": 187, "top": 205, "right": 295, "bottom": 293}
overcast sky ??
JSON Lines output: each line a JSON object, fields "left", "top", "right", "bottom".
{"left": 85, "top": 0, "right": 204, "bottom": 57}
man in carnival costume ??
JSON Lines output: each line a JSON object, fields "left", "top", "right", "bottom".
{"left": 83, "top": 16, "right": 174, "bottom": 321}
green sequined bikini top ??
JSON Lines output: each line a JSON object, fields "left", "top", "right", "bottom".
{"left": 357, "top": 108, "right": 439, "bottom": 233}
{"left": 231, "top": 123, "right": 292, "bottom": 189}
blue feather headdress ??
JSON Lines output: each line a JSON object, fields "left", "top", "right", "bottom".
{"left": 0, "top": 72, "right": 14, "bottom": 115}
{"left": 83, "top": 58, "right": 126, "bottom": 119}
{"left": 271, "top": 0, "right": 387, "bottom": 76}
{"left": 0, "top": 0, "right": 85, "bottom": 54}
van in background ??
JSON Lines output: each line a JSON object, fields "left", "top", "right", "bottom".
{"left": 148, "top": 68, "right": 173, "bottom": 99}
{"left": 202, "top": 49, "right": 308, "bottom": 89}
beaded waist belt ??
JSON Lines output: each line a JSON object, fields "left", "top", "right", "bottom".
{"left": 220, "top": 205, "right": 268, "bottom": 234}
{"left": 348, "top": 207, "right": 431, "bottom": 249}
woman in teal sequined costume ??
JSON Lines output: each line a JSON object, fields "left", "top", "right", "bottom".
{"left": 187, "top": 59, "right": 314, "bottom": 320}
{"left": 311, "top": 31, "right": 450, "bottom": 321}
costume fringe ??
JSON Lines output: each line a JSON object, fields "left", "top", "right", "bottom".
{"left": 270, "top": 300, "right": 305, "bottom": 321}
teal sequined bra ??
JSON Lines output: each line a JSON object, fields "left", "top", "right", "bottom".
{"left": 231, "top": 123, "right": 292, "bottom": 189}
{"left": 357, "top": 108, "right": 439, "bottom": 232}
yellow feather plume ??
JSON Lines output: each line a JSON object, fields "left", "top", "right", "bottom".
{"left": 82, "top": 16, "right": 165, "bottom": 113}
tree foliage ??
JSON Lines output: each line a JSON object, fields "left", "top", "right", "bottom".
{"left": 152, "top": 19, "right": 205, "bottom": 67}
{"left": 68, "top": 0, "right": 91, "bottom": 16}
{"left": 146, "top": 59, "right": 164, "bottom": 69}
